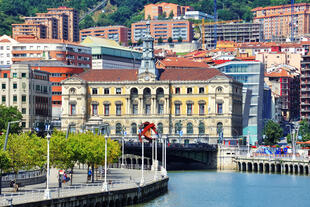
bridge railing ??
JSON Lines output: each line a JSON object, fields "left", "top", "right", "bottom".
{"left": 124, "top": 142, "right": 216, "bottom": 150}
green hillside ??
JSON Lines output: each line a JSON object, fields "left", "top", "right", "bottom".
{"left": 1, "top": 0, "right": 310, "bottom": 35}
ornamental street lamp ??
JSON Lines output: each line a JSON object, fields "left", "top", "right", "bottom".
{"left": 140, "top": 139, "right": 145, "bottom": 187}
{"left": 102, "top": 124, "right": 110, "bottom": 192}
{"left": 44, "top": 132, "right": 51, "bottom": 199}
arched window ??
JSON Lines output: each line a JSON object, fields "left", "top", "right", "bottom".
{"left": 115, "top": 123, "right": 122, "bottom": 135}
{"left": 175, "top": 122, "right": 182, "bottom": 134}
{"left": 198, "top": 121, "right": 205, "bottom": 134}
{"left": 130, "top": 88, "right": 138, "bottom": 96}
{"left": 217, "top": 122, "right": 223, "bottom": 135}
{"left": 187, "top": 122, "right": 193, "bottom": 134}
{"left": 101, "top": 123, "right": 110, "bottom": 135}
{"left": 69, "top": 88, "right": 76, "bottom": 94}
{"left": 216, "top": 87, "right": 223, "bottom": 93}
{"left": 131, "top": 123, "right": 137, "bottom": 135}
{"left": 157, "top": 123, "right": 163, "bottom": 134}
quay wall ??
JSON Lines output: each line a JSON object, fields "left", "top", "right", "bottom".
{"left": 8, "top": 178, "right": 169, "bottom": 207}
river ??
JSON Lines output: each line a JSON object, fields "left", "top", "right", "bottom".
{"left": 137, "top": 170, "right": 310, "bottom": 207}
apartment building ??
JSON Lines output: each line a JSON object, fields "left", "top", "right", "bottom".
{"left": 0, "top": 64, "right": 52, "bottom": 130}
{"left": 80, "top": 26, "right": 129, "bottom": 45}
{"left": 252, "top": 3, "right": 310, "bottom": 40}
{"left": 204, "top": 23, "right": 263, "bottom": 49}
{"left": 265, "top": 65, "right": 300, "bottom": 121}
{"left": 144, "top": 2, "right": 193, "bottom": 20}
{"left": 131, "top": 20, "right": 193, "bottom": 44}
{"left": 12, "top": 6, "right": 79, "bottom": 42}
{"left": 0, "top": 35, "right": 17, "bottom": 66}
{"left": 10, "top": 37, "right": 91, "bottom": 68}
{"left": 300, "top": 55, "right": 310, "bottom": 119}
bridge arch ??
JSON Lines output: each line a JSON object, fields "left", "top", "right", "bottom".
{"left": 127, "top": 197, "right": 132, "bottom": 206}
{"left": 133, "top": 196, "right": 138, "bottom": 204}
{"left": 253, "top": 163, "right": 258, "bottom": 172}
{"left": 299, "top": 165, "right": 304, "bottom": 175}
{"left": 109, "top": 200, "right": 115, "bottom": 207}
{"left": 305, "top": 165, "right": 309, "bottom": 175}
{"left": 264, "top": 163, "right": 270, "bottom": 173}
{"left": 294, "top": 165, "right": 299, "bottom": 174}
{"left": 259, "top": 163, "right": 264, "bottom": 173}
{"left": 289, "top": 164, "right": 293, "bottom": 173}
{"left": 270, "top": 163, "right": 275, "bottom": 173}
{"left": 238, "top": 162, "right": 241, "bottom": 171}
{"left": 242, "top": 162, "right": 246, "bottom": 171}
{"left": 276, "top": 164, "right": 281, "bottom": 173}
{"left": 284, "top": 164, "right": 289, "bottom": 173}
{"left": 247, "top": 162, "right": 253, "bottom": 172}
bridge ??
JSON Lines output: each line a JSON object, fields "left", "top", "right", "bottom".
{"left": 124, "top": 142, "right": 217, "bottom": 170}
{"left": 235, "top": 156, "right": 310, "bottom": 175}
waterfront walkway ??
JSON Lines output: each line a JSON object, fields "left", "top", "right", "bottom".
{"left": 0, "top": 167, "right": 164, "bottom": 206}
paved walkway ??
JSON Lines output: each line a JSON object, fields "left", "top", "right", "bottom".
{"left": 0, "top": 167, "right": 165, "bottom": 206}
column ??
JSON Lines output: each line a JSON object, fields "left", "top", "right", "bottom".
{"left": 152, "top": 97, "right": 156, "bottom": 115}
{"left": 165, "top": 98, "right": 169, "bottom": 115}
{"left": 139, "top": 98, "right": 143, "bottom": 115}
{"left": 126, "top": 98, "right": 130, "bottom": 115}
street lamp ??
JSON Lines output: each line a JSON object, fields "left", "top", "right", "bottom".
{"left": 102, "top": 124, "right": 109, "bottom": 192}
{"left": 0, "top": 120, "right": 20, "bottom": 195}
{"left": 4, "top": 120, "right": 20, "bottom": 150}
{"left": 44, "top": 132, "right": 51, "bottom": 199}
{"left": 140, "top": 138, "right": 145, "bottom": 187}
{"left": 121, "top": 126, "right": 126, "bottom": 169}
{"left": 154, "top": 133, "right": 159, "bottom": 181}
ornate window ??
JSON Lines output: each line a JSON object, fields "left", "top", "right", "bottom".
{"left": 115, "top": 123, "right": 122, "bottom": 135}
{"left": 69, "top": 88, "right": 76, "bottom": 94}
{"left": 199, "top": 87, "right": 204, "bottom": 94}
{"left": 187, "top": 104, "right": 192, "bottom": 115}
{"left": 92, "top": 104, "right": 98, "bottom": 115}
{"left": 157, "top": 123, "right": 163, "bottom": 134}
{"left": 217, "top": 103, "right": 223, "bottom": 114}
{"left": 217, "top": 122, "right": 223, "bottom": 135}
{"left": 216, "top": 87, "right": 223, "bottom": 93}
{"left": 104, "top": 104, "right": 109, "bottom": 116}
{"left": 198, "top": 121, "right": 205, "bottom": 134}
{"left": 175, "top": 104, "right": 181, "bottom": 115}
{"left": 116, "top": 104, "right": 122, "bottom": 116}
{"left": 187, "top": 87, "right": 192, "bottom": 94}
{"left": 175, "top": 122, "right": 182, "bottom": 134}
{"left": 158, "top": 103, "right": 164, "bottom": 114}
{"left": 92, "top": 88, "right": 98, "bottom": 95}
{"left": 70, "top": 104, "right": 76, "bottom": 115}
{"left": 199, "top": 104, "right": 205, "bottom": 115}
{"left": 131, "top": 123, "right": 137, "bottom": 135}
{"left": 132, "top": 104, "right": 138, "bottom": 115}
{"left": 187, "top": 122, "right": 193, "bottom": 134}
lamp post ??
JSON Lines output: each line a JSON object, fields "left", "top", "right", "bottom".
{"left": 0, "top": 120, "right": 20, "bottom": 195}
{"left": 140, "top": 139, "right": 145, "bottom": 186}
{"left": 44, "top": 132, "right": 51, "bottom": 199}
{"left": 161, "top": 135, "right": 167, "bottom": 177}
{"left": 102, "top": 124, "right": 109, "bottom": 192}
{"left": 121, "top": 126, "right": 126, "bottom": 168}
{"left": 247, "top": 132, "right": 251, "bottom": 157}
{"left": 4, "top": 120, "right": 20, "bottom": 151}
{"left": 154, "top": 133, "right": 159, "bottom": 180}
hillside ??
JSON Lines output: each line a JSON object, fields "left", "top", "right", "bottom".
{"left": 1, "top": 0, "right": 310, "bottom": 35}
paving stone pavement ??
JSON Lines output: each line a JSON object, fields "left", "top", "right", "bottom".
{"left": 0, "top": 167, "right": 165, "bottom": 206}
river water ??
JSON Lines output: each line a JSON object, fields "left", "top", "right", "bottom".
{"left": 138, "top": 170, "right": 310, "bottom": 207}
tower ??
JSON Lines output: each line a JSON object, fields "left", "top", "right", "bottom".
{"left": 138, "top": 21, "right": 157, "bottom": 81}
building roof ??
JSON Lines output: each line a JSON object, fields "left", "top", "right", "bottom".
{"left": 77, "top": 68, "right": 227, "bottom": 82}
{"left": 158, "top": 57, "right": 209, "bottom": 68}
{"left": 78, "top": 69, "right": 138, "bottom": 82}
{"left": 251, "top": 3, "right": 309, "bottom": 12}
{"left": 14, "top": 36, "right": 87, "bottom": 47}
{"left": 265, "top": 70, "right": 294, "bottom": 78}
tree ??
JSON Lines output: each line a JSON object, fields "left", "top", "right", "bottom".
{"left": 137, "top": 38, "right": 143, "bottom": 46}
{"left": 263, "top": 120, "right": 283, "bottom": 145}
{"left": 0, "top": 105, "right": 22, "bottom": 134}
{"left": 158, "top": 37, "right": 163, "bottom": 44}
{"left": 178, "top": 36, "right": 183, "bottom": 43}
{"left": 168, "top": 11, "right": 174, "bottom": 19}
{"left": 128, "top": 39, "right": 132, "bottom": 46}
{"left": 168, "top": 37, "right": 173, "bottom": 43}
{"left": 298, "top": 119, "right": 310, "bottom": 142}
{"left": 79, "top": 15, "right": 95, "bottom": 30}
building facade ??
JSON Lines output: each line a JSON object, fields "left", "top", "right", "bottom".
{"left": 204, "top": 23, "right": 263, "bottom": 49}
{"left": 80, "top": 26, "right": 130, "bottom": 45}
{"left": 0, "top": 64, "right": 52, "bottom": 130}
{"left": 265, "top": 65, "right": 300, "bottom": 121}
{"left": 61, "top": 22, "right": 243, "bottom": 144}
{"left": 12, "top": 6, "right": 79, "bottom": 42}
{"left": 215, "top": 61, "right": 264, "bottom": 144}
{"left": 81, "top": 36, "right": 142, "bottom": 70}
{"left": 252, "top": 3, "right": 310, "bottom": 40}
{"left": 0, "top": 35, "right": 17, "bottom": 66}
{"left": 131, "top": 20, "right": 193, "bottom": 44}
{"left": 10, "top": 37, "right": 91, "bottom": 68}
{"left": 144, "top": 2, "right": 193, "bottom": 20}
{"left": 300, "top": 55, "right": 310, "bottom": 119}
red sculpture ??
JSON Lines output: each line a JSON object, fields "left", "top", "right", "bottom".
{"left": 138, "top": 122, "right": 158, "bottom": 142}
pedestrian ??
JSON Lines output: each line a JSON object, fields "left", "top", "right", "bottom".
{"left": 87, "top": 169, "right": 92, "bottom": 182}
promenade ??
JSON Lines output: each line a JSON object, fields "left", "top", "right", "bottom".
{"left": 0, "top": 167, "right": 165, "bottom": 206}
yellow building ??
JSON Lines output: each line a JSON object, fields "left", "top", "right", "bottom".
{"left": 61, "top": 22, "right": 243, "bottom": 144}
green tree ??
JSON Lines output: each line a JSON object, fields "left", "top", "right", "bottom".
{"left": 128, "top": 39, "right": 132, "bottom": 46}
{"left": 178, "top": 36, "right": 183, "bottom": 43}
{"left": 0, "top": 105, "right": 23, "bottom": 134}
{"left": 299, "top": 119, "right": 310, "bottom": 142}
{"left": 168, "top": 37, "right": 173, "bottom": 43}
{"left": 79, "top": 15, "right": 95, "bottom": 30}
{"left": 158, "top": 37, "right": 163, "bottom": 44}
{"left": 137, "top": 38, "right": 143, "bottom": 46}
{"left": 263, "top": 120, "right": 283, "bottom": 145}
{"left": 168, "top": 11, "right": 174, "bottom": 19}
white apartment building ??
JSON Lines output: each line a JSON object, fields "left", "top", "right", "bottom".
{"left": 0, "top": 64, "right": 52, "bottom": 130}
{"left": 0, "top": 35, "right": 17, "bottom": 66}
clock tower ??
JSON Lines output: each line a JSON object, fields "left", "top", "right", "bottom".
{"left": 138, "top": 21, "right": 157, "bottom": 81}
